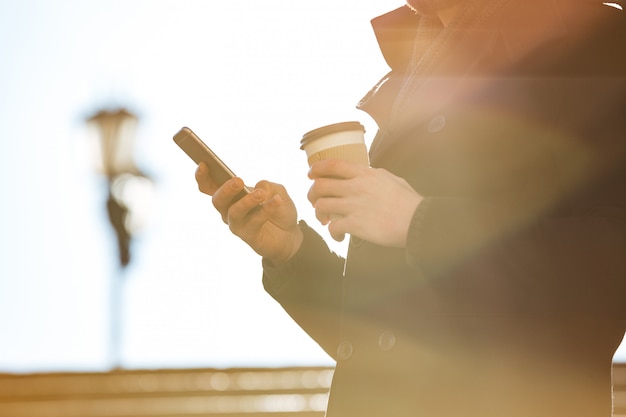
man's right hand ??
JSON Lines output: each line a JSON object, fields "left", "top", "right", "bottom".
{"left": 195, "top": 162, "right": 303, "bottom": 266}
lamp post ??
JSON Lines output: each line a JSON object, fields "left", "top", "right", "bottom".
{"left": 86, "top": 108, "right": 151, "bottom": 369}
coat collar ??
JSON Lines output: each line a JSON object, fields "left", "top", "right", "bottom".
{"left": 367, "top": 1, "right": 612, "bottom": 77}
{"left": 370, "top": 6, "right": 421, "bottom": 73}
{"left": 361, "top": 1, "right": 624, "bottom": 167}
{"left": 358, "top": 1, "right": 610, "bottom": 136}
{"left": 359, "top": 5, "right": 501, "bottom": 138}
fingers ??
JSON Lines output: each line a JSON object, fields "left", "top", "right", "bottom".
{"left": 328, "top": 223, "right": 347, "bottom": 242}
{"left": 308, "top": 158, "right": 368, "bottom": 180}
{"left": 313, "top": 197, "right": 350, "bottom": 242}
{"left": 229, "top": 192, "right": 282, "bottom": 235}
{"left": 311, "top": 195, "right": 351, "bottom": 225}
{"left": 226, "top": 187, "right": 265, "bottom": 223}
{"left": 255, "top": 180, "right": 294, "bottom": 213}
{"left": 220, "top": 180, "right": 286, "bottom": 232}
{"left": 307, "top": 177, "right": 352, "bottom": 208}
{"left": 309, "top": 179, "right": 352, "bottom": 241}
{"left": 253, "top": 180, "right": 277, "bottom": 196}
{"left": 195, "top": 162, "right": 218, "bottom": 195}
{"left": 307, "top": 162, "right": 358, "bottom": 229}
{"left": 211, "top": 177, "right": 249, "bottom": 223}
{"left": 196, "top": 161, "right": 248, "bottom": 198}
{"left": 307, "top": 160, "right": 372, "bottom": 207}
{"left": 226, "top": 182, "right": 293, "bottom": 245}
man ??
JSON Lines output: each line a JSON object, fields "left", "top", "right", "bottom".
{"left": 196, "top": 1, "right": 626, "bottom": 415}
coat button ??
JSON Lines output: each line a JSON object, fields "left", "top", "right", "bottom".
{"left": 337, "top": 341, "right": 354, "bottom": 361}
{"left": 378, "top": 331, "right": 396, "bottom": 352}
{"left": 428, "top": 115, "right": 446, "bottom": 133}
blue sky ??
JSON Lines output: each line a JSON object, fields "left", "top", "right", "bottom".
{"left": 0, "top": 0, "right": 400, "bottom": 372}
{"left": 0, "top": 0, "right": 623, "bottom": 373}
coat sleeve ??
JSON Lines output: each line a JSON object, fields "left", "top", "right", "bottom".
{"left": 262, "top": 220, "right": 345, "bottom": 360}
{"left": 405, "top": 187, "right": 626, "bottom": 318}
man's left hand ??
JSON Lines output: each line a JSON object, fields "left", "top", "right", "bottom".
{"left": 307, "top": 159, "right": 423, "bottom": 247}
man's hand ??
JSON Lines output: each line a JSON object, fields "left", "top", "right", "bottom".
{"left": 307, "top": 159, "right": 423, "bottom": 247}
{"left": 195, "top": 162, "right": 303, "bottom": 266}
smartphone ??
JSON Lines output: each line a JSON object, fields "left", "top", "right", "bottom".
{"left": 173, "top": 126, "right": 250, "bottom": 201}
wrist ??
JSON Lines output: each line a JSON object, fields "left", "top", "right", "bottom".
{"left": 269, "top": 224, "right": 304, "bottom": 267}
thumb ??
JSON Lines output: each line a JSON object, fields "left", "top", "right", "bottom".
{"left": 328, "top": 220, "right": 346, "bottom": 242}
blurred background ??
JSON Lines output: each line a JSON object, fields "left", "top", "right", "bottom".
{"left": 0, "top": 0, "right": 624, "bottom": 375}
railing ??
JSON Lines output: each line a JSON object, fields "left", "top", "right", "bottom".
{"left": 0, "top": 364, "right": 624, "bottom": 417}
{"left": 616, "top": 363, "right": 626, "bottom": 417}
{"left": 0, "top": 367, "right": 334, "bottom": 417}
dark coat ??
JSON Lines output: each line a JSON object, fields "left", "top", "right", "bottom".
{"left": 263, "top": 2, "right": 626, "bottom": 416}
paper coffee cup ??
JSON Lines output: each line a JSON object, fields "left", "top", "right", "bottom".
{"left": 300, "top": 121, "right": 369, "bottom": 167}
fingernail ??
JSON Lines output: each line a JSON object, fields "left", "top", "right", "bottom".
{"left": 252, "top": 189, "right": 264, "bottom": 201}
{"left": 270, "top": 194, "right": 281, "bottom": 206}
{"left": 230, "top": 178, "right": 242, "bottom": 190}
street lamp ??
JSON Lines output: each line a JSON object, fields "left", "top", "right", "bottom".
{"left": 86, "top": 107, "right": 151, "bottom": 369}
